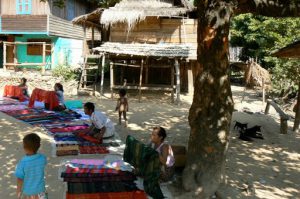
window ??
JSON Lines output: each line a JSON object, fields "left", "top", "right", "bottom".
{"left": 27, "top": 39, "right": 52, "bottom": 56}
{"left": 16, "top": 0, "right": 32, "bottom": 15}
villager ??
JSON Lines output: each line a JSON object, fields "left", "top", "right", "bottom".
{"left": 115, "top": 88, "right": 129, "bottom": 127}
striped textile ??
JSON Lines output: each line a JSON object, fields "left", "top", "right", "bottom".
{"left": 79, "top": 146, "right": 109, "bottom": 154}
{"left": 66, "top": 191, "right": 147, "bottom": 199}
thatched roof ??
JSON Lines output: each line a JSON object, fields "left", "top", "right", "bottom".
{"left": 100, "top": 0, "right": 195, "bottom": 29}
{"left": 72, "top": 8, "right": 103, "bottom": 28}
{"left": 244, "top": 61, "right": 271, "bottom": 88}
{"left": 93, "top": 42, "right": 197, "bottom": 59}
{"left": 272, "top": 40, "right": 300, "bottom": 58}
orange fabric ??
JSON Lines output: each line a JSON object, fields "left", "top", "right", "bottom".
{"left": 66, "top": 191, "right": 148, "bottom": 199}
{"left": 28, "top": 88, "right": 59, "bottom": 110}
{"left": 3, "top": 85, "right": 26, "bottom": 102}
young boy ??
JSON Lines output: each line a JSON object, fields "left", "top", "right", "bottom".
{"left": 115, "top": 89, "right": 129, "bottom": 127}
{"left": 15, "top": 133, "right": 47, "bottom": 199}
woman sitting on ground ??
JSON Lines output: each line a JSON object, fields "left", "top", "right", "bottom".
{"left": 150, "top": 126, "right": 175, "bottom": 182}
{"left": 18, "top": 78, "right": 29, "bottom": 99}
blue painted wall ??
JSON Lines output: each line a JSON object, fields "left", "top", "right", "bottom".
{"left": 15, "top": 35, "right": 83, "bottom": 69}
{"left": 53, "top": 37, "right": 83, "bottom": 67}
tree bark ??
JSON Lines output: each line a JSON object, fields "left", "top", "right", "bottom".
{"left": 182, "top": 1, "right": 234, "bottom": 198}
{"left": 293, "top": 81, "right": 300, "bottom": 131}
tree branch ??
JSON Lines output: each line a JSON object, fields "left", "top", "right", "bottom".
{"left": 235, "top": 0, "right": 300, "bottom": 17}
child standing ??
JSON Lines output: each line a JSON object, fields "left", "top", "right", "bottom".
{"left": 18, "top": 77, "right": 29, "bottom": 99}
{"left": 15, "top": 133, "right": 47, "bottom": 199}
{"left": 115, "top": 89, "right": 128, "bottom": 127}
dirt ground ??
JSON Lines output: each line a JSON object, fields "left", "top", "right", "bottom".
{"left": 0, "top": 85, "right": 299, "bottom": 199}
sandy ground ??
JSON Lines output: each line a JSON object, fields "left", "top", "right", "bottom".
{"left": 0, "top": 85, "right": 300, "bottom": 199}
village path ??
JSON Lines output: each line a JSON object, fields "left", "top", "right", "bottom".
{"left": 0, "top": 85, "right": 299, "bottom": 198}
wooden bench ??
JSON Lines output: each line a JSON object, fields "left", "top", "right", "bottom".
{"left": 265, "top": 99, "right": 289, "bottom": 134}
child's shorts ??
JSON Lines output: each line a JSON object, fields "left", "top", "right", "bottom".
{"left": 22, "top": 192, "right": 48, "bottom": 199}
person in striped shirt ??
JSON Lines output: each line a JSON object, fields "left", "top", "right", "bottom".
{"left": 15, "top": 133, "right": 47, "bottom": 199}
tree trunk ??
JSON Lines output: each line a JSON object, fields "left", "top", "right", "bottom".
{"left": 182, "top": 1, "right": 234, "bottom": 198}
{"left": 293, "top": 81, "right": 300, "bottom": 131}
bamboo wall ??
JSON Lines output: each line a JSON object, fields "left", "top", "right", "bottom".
{"left": 1, "top": 15, "right": 47, "bottom": 32}
{"left": 110, "top": 17, "right": 197, "bottom": 44}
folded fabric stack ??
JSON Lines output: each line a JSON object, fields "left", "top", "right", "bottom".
{"left": 3, "top": 85, "right": 26, "bottom": 102}
{"left": 124, "top": 135, "right": 164, "bottom": 199}
{"left": 61, "top": 159, "right": 147, "bottom": 199}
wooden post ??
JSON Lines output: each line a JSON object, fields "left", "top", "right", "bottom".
{"left": 139, "top": 59, "right": 144, "bottom": 102}
{"left": 110, "top": 62, "right": 114, "bottom": 99}
{"left": 145, "top": 60, "right": 149, "bottom": 84}
{"left": 83, "top": 25, "right": 87, "bottom": 88}
{"left": 262, "top": 78, "right": 265, "bottom": 104}
{"left": 120, "top": 63, "right": 124, "bottom": 85}
{"left": 3, "top": 42, "right": 6, "bottom": 71}
{"left": 91, "top": 26, "right": 95, "bottom": 49}
{"left": 280, "top": 118, "right": 288, "bottom": 134}
{"left": 174, "top": 58, "right": 181, "bottom": 104}
{"left": 171, "top": 64, "right": 175, "bottom": 103}
{"left": 100, "top": 54, "right": 105, "bottom": 96}
{"left": 293, "top": 81, "right": 300, "bottom": 131}
{"left": 42, "top": 42, "right": 46, "bottom": 74}
{"left": 264, "top": 101, "right": 270, "bottom": 115}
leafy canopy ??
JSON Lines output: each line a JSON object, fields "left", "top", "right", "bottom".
{"left": 230, "top": 14, "right": 300, "bottom": 93}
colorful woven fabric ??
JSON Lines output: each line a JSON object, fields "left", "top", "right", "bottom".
{"left": 3, "top": 85, "right": 26, "bottom": 102}
{"left": 63, "top": 172, "right": 136, "bottom": 182}
{"left": 77, "top": 132, "right": 102, "bottom": 144}
{"left": 56, "top": 150, "right": 79, "bottom": 156}
{"left": 28, "top": 88, "right": 59, "bottom": 110}
{"left": 123, "top": 135, "right": 163, "bottom": 199}
{"left": 49, "top": 125, "right": 89, "bottom": 133}
{"left": 67, "top": 181, "right": 138, "bottom": 194}
{"left": 0, "top": 104, "right": 27, "bottom": 111}
{"left": 66, "top": 191, "right": 147, "bottom": 199}
{"left": 79, "top": 146, "right": 109, "bottom": 154}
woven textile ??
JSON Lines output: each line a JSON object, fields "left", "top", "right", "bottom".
{"left": 66, "top": 191, "right": 147, "bottom": 199}
{"left": 79, "top": 146, "right": 109, "bottom": 154}
{"left": 3, "top": 85, "right": 26, "bottom": 102}
{"left": 123, "top": 135, "right": 163, "bottom": 199}
{"left": 67, "top": 181, "right": 138, "bottom": 194}
{"left": 28, "top": 88, "right": 59, "bottom": 110}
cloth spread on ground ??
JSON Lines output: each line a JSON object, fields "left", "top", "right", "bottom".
{"left": 3, "top": 85, "right": 26, "bottom": 102}
{"left": 28, "top": 88, "right": 59, "bottom": 110}
{"left": 66, "top": 191, "right": 147, "bottom": 199}
{"left": 123, "top": 135, "right": 164, "bottom": 199}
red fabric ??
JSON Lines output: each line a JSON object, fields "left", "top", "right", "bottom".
{"left": 77, "top": 132, "right": 102, "bottom": 144}
{"left": 66, "top": 191, "right": 148, "bottom": 199}
{"left": 65, "top": 166, "right": 119, "bottom": 175}
{"left": 3, "top": 85, "right": 26, "bottom": 102}
{"left": 79, "top": 146, "right": 109, "bottom": 154}
{"left": 28, "top": 88, "right": 59, "bottom": 110}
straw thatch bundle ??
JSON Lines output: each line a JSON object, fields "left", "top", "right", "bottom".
{"left": 244, "top": 61, "right": 271, "bottom": 89}
{"left": 100, "top": 0, "right": 190, "bottom": 30}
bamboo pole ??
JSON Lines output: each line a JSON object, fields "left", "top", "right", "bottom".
{"left": 42, "top": 42, "right": 46, "bottom": 74}
{"left": 92, "top": 26, "right": 95, "bottom": 49}
{"left": 110, "top": 62, "right": 114, "bottom": 99}
{"left": 174, "top": 58, "right": 181, "bottom": 104}
{"left": 3, "top": 43, "right": 6, "bottom": 71}
{"left": 171, "top": 64, "right": 175, "bottom": 103}
{"left": 293, "top": 81, "right": 300, "bottom": 131}
{"left": 100, "top": 54, "right": 105, "bottom": 96}
{"left": 262, "top": 78, "right": 265, "bottom": 105}
{"left": 83, "top": 25, "right": 87, "bottom": 88}
{"left": 139, "top": 59, "right": 144, "bottom": 103}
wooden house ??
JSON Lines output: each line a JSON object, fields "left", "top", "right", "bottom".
{"left": 0, "top": 0, "right": 100, "bottom": 71}
{"left": 73, "top": 0, "right": 242, "bottom": 102}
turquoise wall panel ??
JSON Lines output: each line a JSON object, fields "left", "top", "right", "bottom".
{"left": 15, "top": 34, "right": 52, "bottom": 68}
{"left": 15, "top": 35, "right": 83, "bottom": 69}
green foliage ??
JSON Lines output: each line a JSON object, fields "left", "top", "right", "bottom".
{"left": 52, "top": 65, "right": 81, "bottom": 81}
{"left": 230, "top": 14, "right": 300, "bottom": 95}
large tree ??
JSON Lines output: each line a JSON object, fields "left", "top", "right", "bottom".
{"left": 183, "top": 0, "right": 300, "bottom": 198}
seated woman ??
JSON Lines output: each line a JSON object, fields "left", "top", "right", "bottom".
{"left": 45, "top": 83, "right": 66, "bottom": 111}
{"left": 150, "top": 126, "right": 175, "bottom": 182}
{"left": 18, "top": 78, "right": 30, "bottom": 100}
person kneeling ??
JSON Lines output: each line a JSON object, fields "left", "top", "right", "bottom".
{"left": 77, "top": 102, "right": 115, "bottom": 143}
